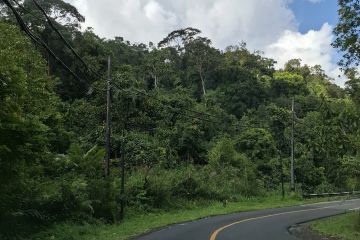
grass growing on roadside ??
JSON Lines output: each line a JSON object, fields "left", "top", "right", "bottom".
{"left": 29, "top": 195, "right": 304, "bottom": 240}
{"left": 311, "top": 211, "right": 360, "bottom": 240}
{"left": 29, "top": 195, "right": 354, "bottom": 240}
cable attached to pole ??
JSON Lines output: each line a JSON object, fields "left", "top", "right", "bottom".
{"left": 31, "top": 0, "right": 103, "bottom": 79}
{"left": 3, "top": 0, "right": 84, "bottom": 83}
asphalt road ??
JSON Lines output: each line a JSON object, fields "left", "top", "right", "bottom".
{"left": 136, "top": 198, "right": 360, "bottom": 240}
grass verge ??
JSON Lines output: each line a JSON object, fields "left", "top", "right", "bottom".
{"left": 311, "top": 211, "right": 360, "bottom": 240}
{"left": 28, "top": 195, "right": 351, "bottom": 240}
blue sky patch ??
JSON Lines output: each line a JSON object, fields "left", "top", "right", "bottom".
{"left": 290, "top": 0, "right": 339, "bottom": 33}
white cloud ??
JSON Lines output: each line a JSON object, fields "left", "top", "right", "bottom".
{"left": 68, "top": 0, "right": 179, "bottom": 44}
{"left": 65, "top": 0, "right": 345, "bottom": 86}
{"left": 265, "top": 23, "right": 345, "bottom": 86}
{"left": 65, "top": 0, "right": 297, "bottom": 50}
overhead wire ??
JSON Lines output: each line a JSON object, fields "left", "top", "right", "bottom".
{"left": 113, "top": 84, "right": 260, "bottom": 129}
{"left": 5, "top": 0, "right": 287, "bottom": 130}
{"left": 294, "top": 120, "right": 323, "bottom": 139}
{"left": 7, "top": 0, "right": 106, "bottom": 98}
{"left": 111, "top": 83, "right": 222, "bottom": 124}
{"left": 132, "top": 88, "right": 222, "bottom": 122}
{"left": 4, "top": 0, "right": 239, "bottom": 126}
{"left": 111, "top": 82, "right": 278, "bottom": 130}
{"left": 30, "top": 0, "right": 104, "bottom": 80}
{"left": 3, "top": 0, "right": 85, "bottom": 84}
{"left": 11, "top": 0, "right": 44, "bottom": 22}
{"left": 5, "top": 0, "right": 302, "bottom": 134}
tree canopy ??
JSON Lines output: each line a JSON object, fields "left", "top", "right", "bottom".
{"left": 1, "top": 1, "right": 360, "bottom": 239}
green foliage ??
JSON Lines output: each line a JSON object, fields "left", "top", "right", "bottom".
{"left": 1, "top": 1, "right": 360, "bottom": 238}
{"left": 312, "top": 211, "right": 360, "bottom": 240}
{"left": 333, "top": 0, "right": 360, "bottom": 68}
{"left": 0, "top": 22, "right": 61, "bottom": 238}
{"left": 213, "top": 45, "right": 271, "bottom": 117}
{"left": 28, "top": 195, "right": 305, "bottom": 240}
{"left": 345, "top": 69, "right": 360, "bottom": 104}
{"left": 209, "top": 137, "right": 241, "bottom": 167}
{"left": 123, "top": 132, "right": 167, "bottom": 168}
{"left": 236, "top": 128, "right": 276, "bottom": 162}
{"left": 125, "top": 163, "right": 263, "bottom": 212}
{"left": 272, "top": 71, "right": 306, "bottom": 96}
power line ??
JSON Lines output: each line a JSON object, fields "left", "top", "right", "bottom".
{"left": 127, "top": 88, "right": 279, "bottom": 130}
{"left": 125, "top": 88, "right": 268, "bottom": 130}
{"left": 11, "top": 0, "right": 44, "bottom": 22}
{"left": 6, "top": 0, "right": 238, "bottom": 128}
{"left": 132, "top": 88, "right": 221, "bottom": 120}
{"left": 114, "top": 84, "right": 231, "bottom": 125}
{"left": 30, "top": 0, "right": 104, "bottom": 80}
{"left": 3, "top": 0, "right": 84, "bottom": 84}
{"left": 13, "top": 0, "right": 104, "bottom": 80}
{"left": 294, "top": 119, "right": 325, "bottom": 139}
{"left": 111, "top": 83, "right": 277, "bottom": 130}
{"left": 111, "top": 83, "right": 223, "bottom": 124}
{"left": 6, "top": 0, "right": 294, "bottom": 135}
{"left": 4, "top": 0, "right": 103, "bottom": 98}
{"left": 6, "top": 0, "right": 291, "bottom": 132}
{"left": 136, "top": 91, "right": 222, "bottom": 124}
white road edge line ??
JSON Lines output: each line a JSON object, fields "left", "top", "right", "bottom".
{"left": 300, "top": 198, "right": 360, "bottom": 207}
{"left": 210, "top": 199, "right": 360, "bottom": 240}
{"left": 348, "top": 207, "right": 360, "bottom": 211}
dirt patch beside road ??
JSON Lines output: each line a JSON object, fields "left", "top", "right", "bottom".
{"left": 289, "top": 223, "right": 340, "bottom": 240}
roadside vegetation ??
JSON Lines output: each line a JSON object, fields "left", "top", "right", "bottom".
{"left": 1, "top": 1, "right": 360, "bottom": 240}
{"left": 29, "top": 195, "right": 304, "bottom": 240}
{"left": 311, "top": 212, "right": 360, "bottom": 240}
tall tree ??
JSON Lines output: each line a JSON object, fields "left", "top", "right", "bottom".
{"left": 185, "top": 37, "right": 220, "bottom": 97}
{"left": 158, "top": 27, "right": 201, "bottom": 51}
{"left": 333, "top": 0, "right": 360, "bottom": 68}
{"left": 143, "top": 48, "right": 172, "bottom": 89}
{"left": 0, "top": 22, "right": 67, "bottom": 235}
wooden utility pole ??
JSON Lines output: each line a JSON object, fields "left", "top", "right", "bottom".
{"left": 290, "top": 97, "right": 295, "bottom": 192}
{"left": 104, "top": 56, "right": 111, "bottom": 177}
{"left": 278, "top": 150, "right": 285, "bottom": 199}
{"left": 120, "top": 142, "right": 125, "bottom": 221}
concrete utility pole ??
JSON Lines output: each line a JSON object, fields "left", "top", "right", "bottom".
{"left": 104, "top": 56, "right": 111, "bottom": 177}
{"left": 290, "top": 97, "right": 295, "bottom": 192}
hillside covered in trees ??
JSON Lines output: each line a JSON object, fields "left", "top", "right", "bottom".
{"left": 1, "top": 0, "right": 360, "bottom": 239}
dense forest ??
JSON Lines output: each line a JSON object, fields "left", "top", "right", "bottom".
{"left": 1, "top": 0, "right": 360, "bottom": 239}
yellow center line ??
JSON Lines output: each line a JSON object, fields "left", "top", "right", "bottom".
{"left": 209, "top": 206, "right": 333, "bottom": 240}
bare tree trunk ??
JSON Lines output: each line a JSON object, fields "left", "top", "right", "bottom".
{"left": 199, "top": 70, "right": 206, "bottom": 97}
{"left": 46, "top": 39, "right": 51, "bottom": 76}
{"left": 154, "top": 75, "right": 158, "bottom": 89}
{"left": 152, "top": 65, "right": 158, "bottom": 89}
{"left": 47, "top": 49, "right": 50, "bottom": 76}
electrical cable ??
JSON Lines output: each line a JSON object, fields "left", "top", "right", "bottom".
{"left": 132, "top": 88, "right": 223, "bottom": 122}
{"left": 128, "top": 88, "right": 277, "bottom": 130}
{"left": 7, "top": 0, "right": 287, "bottom": 130}
{"left": 111, "top": 83, "right": 222, "bottom": 124}
{"left": 5, "top": 0, "right": 294, "bottom": 134}
{"left": 3, "top": 0, "right": 103, "bottom": 99}
{"left": 111, "top": 82, "right": 277, "bottom": 130}
{"left": 30, "top": 0, "right": 104, "bottom": 80}
{"left": 3, "top": 0, "right": 84, "bottom": 84}
{"left": 12, "top": 0, "right": 44, "bottom": 22}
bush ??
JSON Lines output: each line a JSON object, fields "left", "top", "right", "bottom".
{"left": 124, "top": 162, "right": 265, "bottom": 213}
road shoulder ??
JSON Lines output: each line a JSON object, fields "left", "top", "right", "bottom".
{"left": 290, "top": 211, "right": 360, "bottom": 240}
{"left": 290, "top": 223, "right": 340, "bottom": 240}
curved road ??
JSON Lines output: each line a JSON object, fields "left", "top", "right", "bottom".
{"left": 136, "top": 198, "right": 360, "bottom": 240}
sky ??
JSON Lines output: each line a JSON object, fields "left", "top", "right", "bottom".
{"left": 65, "top": 0, "right": 345, "bottom": 86}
